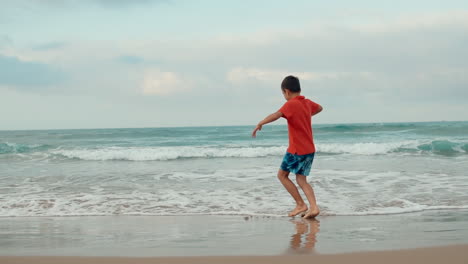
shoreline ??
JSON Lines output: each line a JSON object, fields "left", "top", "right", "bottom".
{"left": 2, "top": 245, "right": 467, "bottom": 264}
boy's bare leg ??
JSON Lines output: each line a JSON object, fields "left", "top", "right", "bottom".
{"left": 277, "top": 169, "right": 308, "bottom": 216}
{"left": 296, "top": 174, "right": 320, "bottom": 218}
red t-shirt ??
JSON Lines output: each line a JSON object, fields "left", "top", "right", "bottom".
{"left": 279, "top": 96, "right": 320, "bottom": 155}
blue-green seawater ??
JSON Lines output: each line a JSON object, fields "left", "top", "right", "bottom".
{"left": 0, "top": 121, "right": 467, "bottom": 217}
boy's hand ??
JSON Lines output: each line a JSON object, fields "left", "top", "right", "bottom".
{"left": 251, "top": 112, "right": 282, "bottom": 138}
{"left": 252, "top": 124, "right": 263, "bottom": 138}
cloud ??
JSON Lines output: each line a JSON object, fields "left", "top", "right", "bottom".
{"left": 349, "top": 10, "right": 468, "bottom": 33}
{"left": 2, "top": 8, "right": 467, "bottom": 129}
{"left": 32, "top": 41, "right": 67, "bottom": 51}
{"left": 0, "top": 54, "right": 67, "bottom": 88}
{"left": 116, "top": 55, "right": 145, "bottom": 64}
{"left": 141, "top": 69, "right": 189, "bottom": 95}
{"left": 227, "top": 67, "right": 375, "bottom": 83}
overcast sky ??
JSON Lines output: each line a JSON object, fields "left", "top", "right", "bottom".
{"left": 1, "top": 0, "right": 467, "bottom": 130}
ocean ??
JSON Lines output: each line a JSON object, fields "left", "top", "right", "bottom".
{"left": 1, "top": 121, "right": 467, "bottom": 217}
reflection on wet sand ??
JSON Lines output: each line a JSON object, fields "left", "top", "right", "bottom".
{"left": 288, "top": 218, "right": 320, "bottom": 254}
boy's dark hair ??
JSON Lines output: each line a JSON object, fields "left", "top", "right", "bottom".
{"left": 281, "top": 75, "right": 301, "bottom": 93}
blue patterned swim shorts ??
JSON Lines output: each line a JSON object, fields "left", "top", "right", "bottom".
{"left": 280, "top": 152, "right": 315, "bottom": 176}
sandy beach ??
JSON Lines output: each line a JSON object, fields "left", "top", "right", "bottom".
{"left": 1, "top": 245, "right": 467, "bottom": 264}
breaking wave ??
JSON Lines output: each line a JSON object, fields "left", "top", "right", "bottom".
{"left": 2, "top": 140, "right": 467, "bottom": 161}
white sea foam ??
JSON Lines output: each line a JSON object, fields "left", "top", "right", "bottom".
{"left": 51, "top": 146, "right": 287, "bottom": 161}
{"left": 1, "top": 195, "right": 466, "bottom": 217}
{"left": 1, "top": 167, "right": 467, "bottom": 217}
{"left": 4, "top": 138, "right": 466, "bottom": 162}
{"left": 46, "top": 140, "right": 439, "bottom": 161}
{"left": 316, "top": 141, "right": 418, "bottom": 155}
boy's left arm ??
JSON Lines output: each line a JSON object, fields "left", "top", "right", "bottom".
{"left": 252, "top": 111, "right": 283, "bottom": 138}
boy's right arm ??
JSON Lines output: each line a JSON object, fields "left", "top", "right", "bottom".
{"left": 252, "top": 111, "right": 283, "bottom": 138}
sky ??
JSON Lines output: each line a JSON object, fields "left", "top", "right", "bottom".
{"left": 1, "top": 0, "right": 468, "bottom": 130}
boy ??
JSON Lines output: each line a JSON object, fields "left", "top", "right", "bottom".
{"left": 252, "top": 75, "right": 323, "bottom": 219}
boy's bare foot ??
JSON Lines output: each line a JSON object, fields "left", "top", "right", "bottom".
{"left": 288, "top": 205, "right": 308, "bottom": 217}
{"left": 302, "top": 207, "right": 320, "bottom": 219}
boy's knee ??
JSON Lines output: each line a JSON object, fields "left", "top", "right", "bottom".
{"left": 277, "top": 169, "right": 289, "bottom": 179}
{"left": 296, "top": 174, "right": 308, "bottom": 186}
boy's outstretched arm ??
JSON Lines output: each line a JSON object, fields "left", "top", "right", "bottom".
{"left": 252, "top": 111, "right": 283, "bottom": 138}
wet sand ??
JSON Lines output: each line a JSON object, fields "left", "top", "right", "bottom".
{"left": 0, "top": 209, "right": 467, "bottom": 263}
{"left": 1, "top": 245, "right": 467, "bottom": 264}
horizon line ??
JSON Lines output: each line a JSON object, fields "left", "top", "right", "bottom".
{"left": 0, "top": 120, "right": 466, "bottom": 132}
